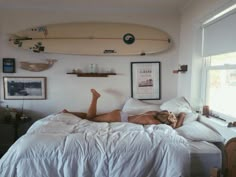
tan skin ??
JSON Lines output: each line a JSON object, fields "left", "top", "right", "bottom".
{"left": 63, "top": 89, "right": 186, "bottom": 128}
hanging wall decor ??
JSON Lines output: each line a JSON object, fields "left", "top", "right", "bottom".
{"left": 20, "top": 59, "right": 57, "bottom": 72}
{"left": 131, "top": 61, "right": 161, "bottom": 100}
{"left": 9, "top": 23, "right": 171, "bottom": 56}
{"left": 3, "top": 76, "right": 47, "bottom": 100}
{"left": 2, "top": 58, "right": 15, "bottom": 73}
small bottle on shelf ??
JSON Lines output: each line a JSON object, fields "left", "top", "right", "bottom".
{"left": 4, "top": 105, "right": 12, "bottom": 122}
{"left": 89, "top": 64, "right": 97, "bottom": 73}
{"left": 72, "top": 69, "right": 76, "bottom": 73}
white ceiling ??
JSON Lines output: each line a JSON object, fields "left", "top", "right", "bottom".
{"left": 0, "top": 0, "right": 192, "bottom": 15}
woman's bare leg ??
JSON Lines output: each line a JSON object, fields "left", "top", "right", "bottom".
{"left": 86, "top": 89, "right": 101, "bottom": 119}
{"left": 85, "top": 89, "right": 121, "bottom": 122}
{"left": 93, "top": 110, "right": 121, "bottom": 122}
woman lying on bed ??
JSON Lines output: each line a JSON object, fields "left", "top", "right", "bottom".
{"left": 63, "top": 89, "right": 186, "bottom": 128}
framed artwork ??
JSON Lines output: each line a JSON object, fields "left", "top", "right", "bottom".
{"left": 2, "top": 58, "right": 15, "bottom": 73}
{"left": 3, "top": 77, "right": 47, "bottom": 100}
{"left": 131, "top": 61, "right": 161, "bottom": 100}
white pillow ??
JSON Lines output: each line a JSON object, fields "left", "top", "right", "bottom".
{"left": 122, "top": 97, "right": 160, "bottom": 115}
{"left": 176, "top": 121, "right": 225, "bottom": 142}
{"left": 160, "top": 97, "right": 193, "bottom": 114}
{"left": 183, "top": 112, "right": 199, "bottom": 125}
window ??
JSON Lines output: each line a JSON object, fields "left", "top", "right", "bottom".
{"left": 204, "top": 52, "right": 236, "bottom": 121}
{"left": 202, "top": 3, "right": 236, "bottom": 122}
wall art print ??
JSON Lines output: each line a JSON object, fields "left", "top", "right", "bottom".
{"left": 3, "top": 77, "right": 46, "bottom": 100}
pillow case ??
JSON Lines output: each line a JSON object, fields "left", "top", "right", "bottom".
{"left": 160, "top": 97, "right": 193, "bottom": 114}
{"left": 122, "top": 97, "right": 160, "bottom": 115}
{"left": 176, "top": 121, "right": 225, "bottom": 142}
{"left": 183, "top": 112, "right": 199, "bottom": 125}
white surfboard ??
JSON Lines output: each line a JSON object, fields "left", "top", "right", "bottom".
{"left": 9, "top": 23, "right": 172, "bottom": 56}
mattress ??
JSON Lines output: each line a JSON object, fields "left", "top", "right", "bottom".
{"left": 189, "top": 140, "right": 222, "bottom": 177}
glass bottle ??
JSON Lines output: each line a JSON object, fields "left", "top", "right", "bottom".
{"left": 4, "top": 105, "right": 12, "bottom": 122}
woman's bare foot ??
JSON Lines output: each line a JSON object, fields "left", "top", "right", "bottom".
{"left": 61, "top": 109, "right": 70, "bottom": 113}
{"left": 91, "top": 89, "right": 101, "bottom": 99}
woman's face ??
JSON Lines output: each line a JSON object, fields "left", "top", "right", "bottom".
{"left": 167, "top": 112, "right": 177, "bottom": 123}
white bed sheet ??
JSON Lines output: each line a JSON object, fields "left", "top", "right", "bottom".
{"left": 0, "top": 113, "right": 190, "bottom": 177}
{"left": 188, "top": 140, "right": 222, "bottom": 177}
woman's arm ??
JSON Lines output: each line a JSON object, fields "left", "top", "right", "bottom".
{"left": 175, "top": 112, "right": 186, "bottom": 128}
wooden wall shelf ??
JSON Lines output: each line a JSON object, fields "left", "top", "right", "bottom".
{"left": 67, "top": 72, "right": 116, "bottom": 77}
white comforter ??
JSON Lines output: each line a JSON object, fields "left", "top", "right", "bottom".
{"left": 0, "top": 113, "right": 190, "bottom": 177}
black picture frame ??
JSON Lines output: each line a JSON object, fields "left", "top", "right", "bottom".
{"left": 3, "top": 77, "right": 47, "bottom": 100}
{"left": 2, "top": 58, "right": 15, "bottom": 73}
{"left": 131, "top": 61, "right": 161, "bottom": 100}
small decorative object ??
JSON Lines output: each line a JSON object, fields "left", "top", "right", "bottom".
{"left": 3, "top": 77, "right": 46, "bottom": 100}
{"left": 227, "top": 121, "right": 236, "bottom": 127}
{"left": 31, "top": 26, "right": 48, "bottom": 37}
{"left": 173, "top": 65, "right": 188, "bottom": 73}
{"left": 20, "top": 59, "right": 57, "bottom": 72}
{"left": 29, "top": 42, "right": 45, "bottom": 53}
{"left": 4, "top": 105, "right": 12, "bottom": 122}
{"left": 72, "top": 69, "right": 77, "bottom": 73}
{"left": 89, "top": 64, "right": 97, "bottom": 73}
{"left": 104, "top": 68, "right": 112, "bottom": 73}
{"left": 131, "top": 61, "right": 161, "bottom": 100}
{"left": 2, "top": 58, "right": 15, "bottom": 73}
{"left": 76, "top": 69, "right": 81, "bottom": 73}
{"left": 123, "top": 33, "right": 135, "bottom": 44}
{"left": 202, "top": 105, "right": 210, "bottom": 117}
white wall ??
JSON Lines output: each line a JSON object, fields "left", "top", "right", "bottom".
{"left": 178, "top": 0, "right": 236, "bottom": 109}
{"left": 0, "top": 9, "right": 181, "bottom": 119}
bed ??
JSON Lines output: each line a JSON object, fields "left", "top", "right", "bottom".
{"left": 0, "top": 97, "right": 225, "bottom": 177}
{"left": 0, "top": 112, "right": 190, "bottom": 177}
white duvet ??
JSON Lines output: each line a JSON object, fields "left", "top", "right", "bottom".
{"left": 0, "top": 113, "right": 190, "bottom": 177}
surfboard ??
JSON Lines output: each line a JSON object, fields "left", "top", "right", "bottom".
{"left": 9, "top": 23, "right": 171, "bottom": 56}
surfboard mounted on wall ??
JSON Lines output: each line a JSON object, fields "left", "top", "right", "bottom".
{"left": 9, "top": 23, "right": 172, "bottom": 56}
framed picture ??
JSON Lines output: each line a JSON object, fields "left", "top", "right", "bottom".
{"left": 131, "top": 62, "right": 161, "bottom": 100}
{"left": 3, "top": 77, "right": 47, "bottom": 100}
{"left": 2, "top": 58, "right": 15, "bottom": 73}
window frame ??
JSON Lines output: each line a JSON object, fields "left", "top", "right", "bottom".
{"left": 203, "top": 56, "right": 236, "bottom": 122}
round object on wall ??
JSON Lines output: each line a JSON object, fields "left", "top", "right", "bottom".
{"left": 123, "top": 33, "right": 135, "bottom": 45}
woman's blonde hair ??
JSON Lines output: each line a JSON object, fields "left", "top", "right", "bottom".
{"left": 153, "top": 111, "right": 177, "bottom": 125}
